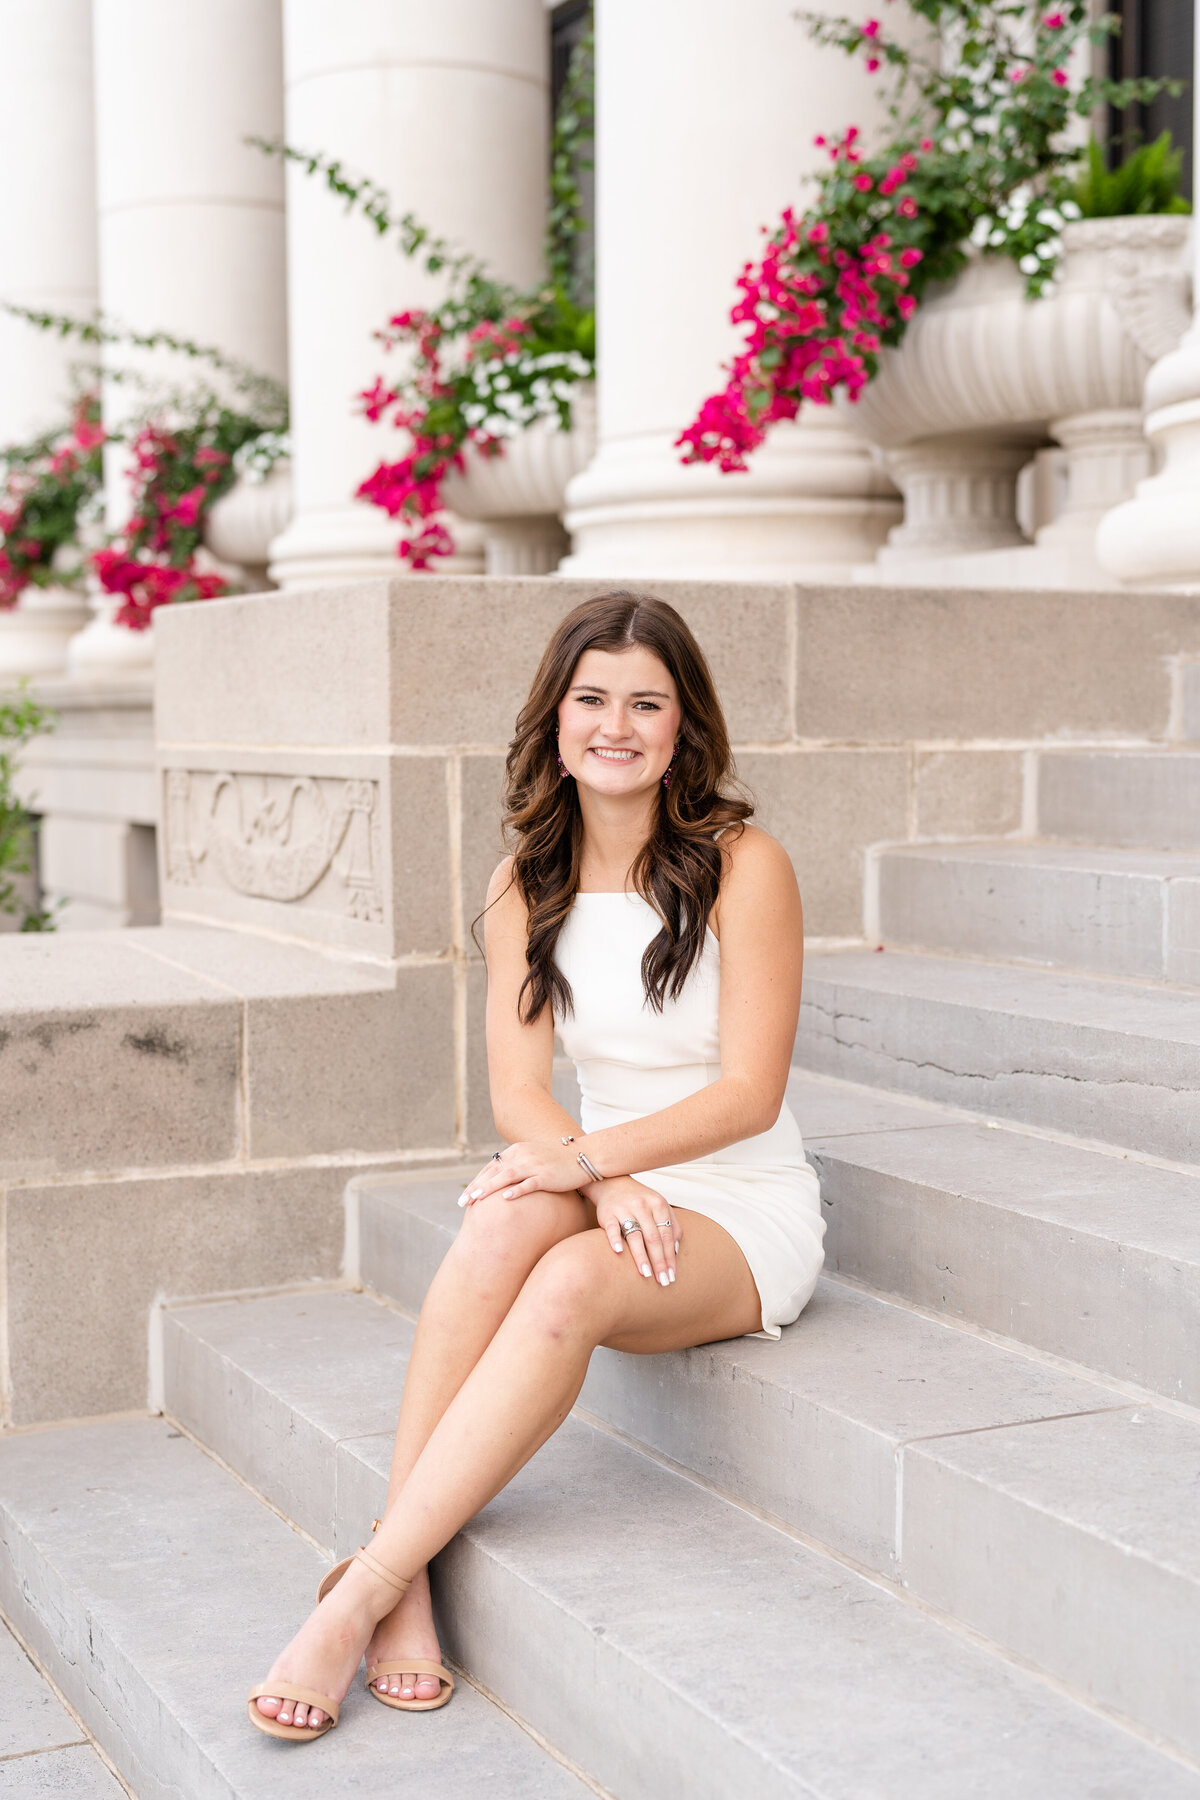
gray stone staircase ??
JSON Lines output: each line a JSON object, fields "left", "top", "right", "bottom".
{"left": 3, "top": 736, "right": 1200, "bottom": 1794}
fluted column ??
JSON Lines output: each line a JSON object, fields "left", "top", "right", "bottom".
{"left": 1096, "top": 0, "right": 1200, "bottom": 591}
{"left": 268, "top": 0, "right": 549, "bottom": 590}
{"left": 0, "top": 0, "right": 97, "bottom": 677}
{"left": 560, "top": 0, "right": 903, "bottom": 580}
{"left": 72, "top": 0, "right": 287, "bottom": 673}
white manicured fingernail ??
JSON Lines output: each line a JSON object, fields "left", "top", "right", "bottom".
{"left": 658, "top": 1271, "right": 669, "bottom": 1286}
{"left": 457, "top": 1194, "right": 468, "bottom": 1207}
{"left": 470, "top": 1188, "right": 482, "bottom": 1199}
{"left": 675, "top": 1240, "right": 680, "bottom": 1253}
{"left": 668, "top": 1269, "right": 676, "bottom": 1283}
{"left": 641, "top": 1263, "right": 651, "bottom": 1277}
{"left": 504, "top": 1188, "right": 514, "bottom": 1198}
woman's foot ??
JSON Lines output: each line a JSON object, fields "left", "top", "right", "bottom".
{"left": 363, "top": 1565, "right": 445, "bottom": 1704}
{"left": 254, "top": 1559, "right": 395, "bottom": 1731}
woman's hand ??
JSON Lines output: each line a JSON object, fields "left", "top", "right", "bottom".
{"left": 593, "top": 1176, "right": 679, "bottom": 1287}
{"left": 457, "top": 1138, "right": 588, "bottom": 1208}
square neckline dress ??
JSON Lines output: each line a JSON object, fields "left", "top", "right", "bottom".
{"left": 554, "top": 890, "right": 825, "bottom": 1338}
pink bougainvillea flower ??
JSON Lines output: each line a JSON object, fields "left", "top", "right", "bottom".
{"left": 854, "top": 172, "right": 874, "bottom": 191}
{"left": 899, "top": 246, "right": 923, "bottom": 267}
{"left": 1010, "top": 64, "right": 1030, "bottom": 81}
{"left": 72, "top": 418, "right": 105, "bottom": 452}
{"left": 862, "top": 17, "right": 880, "bottom": 35}
{"left": 866, "top": 56, "right": 880, "bottom": 71}
{"left": 167, "top": 485, "right": 208, "bottom": 530}
{"left": 807, "top": 221, "right": 830, "bottom": 244}
{"left": 896, "top": 195, "right": 918, "bottom": 218}
{"left": 358, "top": 376, "right": 400, "bottom": 423}
{"left": 1052, "top": 67, "right": 1069, "bottom": 84}
{"left": 1042, "top": 10, "right": 1065, "bottom": 24}
{"left": 920, "top": 137, "right": 933, "bottom": 151}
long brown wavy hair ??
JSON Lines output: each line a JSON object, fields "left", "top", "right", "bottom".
{"left": 494, "top": 590, "right": 753, "bottom": 1024}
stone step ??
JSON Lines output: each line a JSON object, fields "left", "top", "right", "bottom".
{"left": 157, "top": 1296, "right": 1200, "bottom": 1785}
{"left": 797, "top": 948, "right": 1200, "bottom": 1162}
{"left": 876, "top": 841, "right": 1200, "bottom": 982}
{"left": 1037, "top": 748, "right": 1200, "bottom": 850}
{"left": 163, "top": 1284, "right": 1200, "bottom": 1769}
{"left": 792, "top": 1072, "right": 1200, "bottom": 1405}
{"left": 0, "top": 1415, "right": 591, "bottom": 1800}
{"left": 0, "top": 1617, "right": 125, "bottom": 1798}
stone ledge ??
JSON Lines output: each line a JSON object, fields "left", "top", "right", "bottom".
{"left": 0, "top": 921, "right": 463, "bottom": 1425}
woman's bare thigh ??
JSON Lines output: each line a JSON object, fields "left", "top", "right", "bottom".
{"left": 597, "top": 1208, "right": 763, "bottom": 1354}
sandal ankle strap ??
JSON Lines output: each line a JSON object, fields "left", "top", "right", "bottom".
{"left": 353, "top": 1545, "right": 412, "bottom": 1596}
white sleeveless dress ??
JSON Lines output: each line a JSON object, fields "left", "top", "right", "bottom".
{"left": 554, "top": 892, "right": 825, "bottom": 1339}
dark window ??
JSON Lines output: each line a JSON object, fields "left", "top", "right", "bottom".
{"left": 550, "top": 1, "right": 594, "bottom": 309}
{"left": 551, "top": 1, "right": 591, "bottom": 114}
{"left": 1110, "top": 0, "right": 1194, "bottom": 200}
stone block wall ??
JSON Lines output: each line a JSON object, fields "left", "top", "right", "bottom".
{"left": 4, "top": 573, "right": 1200, "bottom": 1428}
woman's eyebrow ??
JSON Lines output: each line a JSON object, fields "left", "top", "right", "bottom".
{"left": 568, "top": 683, "right": 671, "bottom": 698}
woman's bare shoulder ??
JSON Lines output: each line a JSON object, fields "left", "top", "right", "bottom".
{"left": 486, "top": 854, "right": 518, "bottom": 905}
{"left": 483, "top": 855, "right": 528, "bottom": 939}
{"left": 719, "top": 822, "right": 798, "bottom": 889}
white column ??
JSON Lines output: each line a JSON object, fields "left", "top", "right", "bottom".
{"left": 560, "top": 0, "right": 903, "bottom": 581}
{"left": 72, "top": 0, "right": 287, "bottom": 673}
{"left": 0, "top": 0, "right": 97, "bottom": 677}
{"left": 1096, "top": 0, "right": 1200, "bottom": 591}
{"left": 268, "top": 0, "right": 549, "bottom": 590}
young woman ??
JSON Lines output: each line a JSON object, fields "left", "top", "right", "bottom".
{"left": 249, "top": 590, "right": 825, "bottom": 1740}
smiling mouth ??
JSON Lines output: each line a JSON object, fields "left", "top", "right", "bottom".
{"left": 589, "top": 747, "right": 641, "bottom": 762}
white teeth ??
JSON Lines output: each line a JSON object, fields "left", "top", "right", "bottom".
{"left": 591, "top": 748, "right": 638, "bottom": 761}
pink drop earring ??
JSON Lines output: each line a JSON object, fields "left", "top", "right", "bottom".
{"left": 555, "top": 731, "right": 570, "bottom": 779}
{"left": 663, "top": 743, "right": 679, "bottom": 789}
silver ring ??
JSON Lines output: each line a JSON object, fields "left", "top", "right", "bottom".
{"left": 619, "top": 1218, "right": 640, "bottom": 1237}
{"left": 491, "top": 1151, "right": 503, "bottom": 1162}
{"left": 657, "top": 1221, "right": 673, "bottom": 1230}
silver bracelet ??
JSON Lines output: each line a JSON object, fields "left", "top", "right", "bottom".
{"left": 576, "top": 1150, "right": 603, "bottom": 1183}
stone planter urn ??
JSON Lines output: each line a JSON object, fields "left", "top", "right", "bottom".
{"left": 850, "top": 216, "right": 1193, "bottom": 579}
{"left": 204, "top": 462, "right": 294, "bottom": 591}
{"left": 441, "top": 385, "right": 597, "bottom": 574}
{"left": 0, "top": 582, "right": 91, "bottom": 680}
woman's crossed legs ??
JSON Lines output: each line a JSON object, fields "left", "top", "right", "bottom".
{"left": 253, "top": 1188, "right": 762, "bottom": 1729}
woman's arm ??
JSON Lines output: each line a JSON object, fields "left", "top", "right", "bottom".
{"left": 482, "top": 857, "right": 583, "bottom": 1146}
{"left": 467, "top": 827, "right": 803, "bottom": 1201}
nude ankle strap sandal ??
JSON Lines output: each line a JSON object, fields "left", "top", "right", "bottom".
{"left": 320, "top": 1536, "right": 455, "bottom": 1713}
{"left": 246, "top": 1683, "right": 339, "bottom": 1742}
{"left": 315, "top": 1543, "right": 413, "bottom": 1605}
{"left": 367, "top": 1657, "right": 456, "bottom": 1712}
{"left": 247, "top": 1546, "right": 413, "bottom": 1742}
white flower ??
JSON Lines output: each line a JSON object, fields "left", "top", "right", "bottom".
{"left": 946, "top": 107, "right": 968, "bottom": 129}
{"left": 1036, "top": 208, "right": 1063, "bottom": 229}
{"left": 1036, "top": 239, "right": 1057, "bottom": 259}
{"left": 970, "top": 216, "right": 992, "bottom": 246}
{"left": 1019, "top": 254, "right": 1040, "bottom": 274}
{"left": 1060, "top": 199, "right": 1082, "bottom": 220}
{"left": 989, "top": 229, "right": 1007, "bottom": 248}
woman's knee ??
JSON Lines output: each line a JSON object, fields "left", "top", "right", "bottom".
{"left": 449, "top": 1189, "right": 578, "bottom": 1286}
{"left": 516, "top": 1232, "right": 620, "bottom": 1341}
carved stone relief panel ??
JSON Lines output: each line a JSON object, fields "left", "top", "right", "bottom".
{"left": 162, "top": 768, "right": 385, "bottom": 926}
